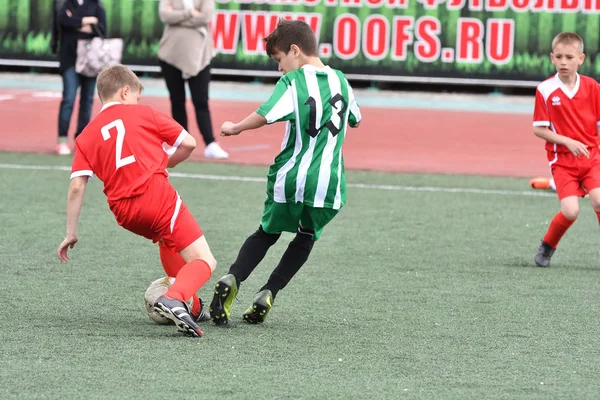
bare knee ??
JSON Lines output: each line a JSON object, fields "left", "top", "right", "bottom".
{"left": 560, "top": 207, "right": 579, "bottom": 221}
{"left": 179, "top": 236, "right": 217, "bottom": 272}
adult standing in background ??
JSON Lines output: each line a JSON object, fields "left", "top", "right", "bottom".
{"left": 53, "top": 0, "right": 106, "bottom": 155}
{"left": 158, "top": 0, "right": 229, "bottom": 159}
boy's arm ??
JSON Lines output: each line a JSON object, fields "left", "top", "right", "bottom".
{"left": 167, "top": 133, "right": 196, "bottom": 168}
{"left": 346, "top": 81, "right": 361, "bottom": 128}
{"left": 532, "top": 86, "right": 589, "bottom": 158}
{"left": 221, "top": 112, "right": 267, "bottom": 136}
{"left": 533, "top": 127, "right": 590, "bottom": 158}
{"left": 57, "top": 176, "right": 88, "bottom": 262}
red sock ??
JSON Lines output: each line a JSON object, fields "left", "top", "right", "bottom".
{"left": 543, "top": 212, "right": 575, "bottom": 248}
{"left": 165, "top": 259, "right": 212, "bottom": 302}
{"left": 158, "top": 241, "right": 186, "bottom": 277}
{"left": 190, "top": 295, "right": 201, "bottom": 318}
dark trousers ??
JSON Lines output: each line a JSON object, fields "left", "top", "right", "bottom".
{"left": 58, "top": 66, "right": 96, "bottom": 138}
{"left": 159, "top": 59, "right": 215, "bottom": 146}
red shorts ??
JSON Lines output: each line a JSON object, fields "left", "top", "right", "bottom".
{"left": 108, "top": 175, "right": 203, "bottom": 252}
{"left": 548, "top": 147, "right": 600, "bottom": 200}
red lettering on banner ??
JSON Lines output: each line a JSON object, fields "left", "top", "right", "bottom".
{"left": 456, "top": 18, "right": 483, "bottom": 63}
{"left": 212, "top": 11, "right": 240, "bottom": 54}
{"left": 362, "top": 15, "right": 389, "bottom": 60}
{"left": 583, "top": 0, "right": 600, "bottom": 10}
{"left": 341, "top": 0, "right": 362, "bottom": 6}
{"left": 560, "top": 0, "right": 578, "bottom": 9}
{"left": 366, "top": 0, "right": 385, "bottom": 7}
{"left": 416, "top": 0, "right": 444, "bottom": 9}
{"left": 531, "top": 0, "right": 555, "bottom": 10}
{"left": 280, "top": 13, "right": 322, "bottom": 38}
{"left": 485, "top": 19, "right": 514, "bottom": 65}
{"left": 387, "top": 0, "right": 408, "bottom": 6}
{"left": 304, "top": 0, "right": 320, "bottom": 5}
{"left": 469, "top": 0, "right": 484, "bottom": 10}
{"left": 414, "top": 17, "right": 441, "bottom": 62}
{"left": 486, "top": 0, "right": 508, "bottom": 10}
{"left": 447, "top": 0, "right": 466, "bottom": 9}
{"left": 391, "top": 17, "right": 414, "bottom": 61}
{"left": 333, "top": 14, "right": 360, "bottom": 59}
{"left": 510, "top": 0, "right": 529, "bottom": 11}
{"left": 242, "top": 12, "right": 279, "bottom": 54}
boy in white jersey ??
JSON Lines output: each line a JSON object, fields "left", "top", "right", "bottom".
{"left": 209, "top": 20, "right": 361, "bottom": 324}
{"left": 532, "top": 32, "right": 600, "bottom": 267}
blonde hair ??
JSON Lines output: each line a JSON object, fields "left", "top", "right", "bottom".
{"left": 96, "top": 65, "right": 144, "bottom": 102}
{"left": 552, "top": 32, "right": 584, "bottom": 53}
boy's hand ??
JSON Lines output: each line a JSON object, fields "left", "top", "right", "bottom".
{"left": 565, "top": 138, "right": 590, "bottom": 158}
{"left": 221, "top": 122, "right": 240, "bottom": 136}
{"left": 57, "top": 235, "right": 78, "bottom": 262}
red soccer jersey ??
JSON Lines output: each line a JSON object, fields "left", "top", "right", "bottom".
{"left": 533, "top": 74, "right": 600, "bottom": 153}
{"left": 70, "top": 103, "right": 188, "bottom": 201}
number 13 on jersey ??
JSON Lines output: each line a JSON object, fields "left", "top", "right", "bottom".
{"left": 101, "top": 119, "right": 136, "bottom": 170}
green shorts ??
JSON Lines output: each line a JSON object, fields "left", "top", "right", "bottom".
{"left": 260, "top": 197, "right": 339, "bottom": 241}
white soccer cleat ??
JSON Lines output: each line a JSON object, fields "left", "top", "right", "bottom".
{"left": 204, "top": 142, "right": 229, "bottom": 159}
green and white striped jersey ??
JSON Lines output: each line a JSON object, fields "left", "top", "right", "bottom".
{"left": 256, "top": 64, "right": 361, "bottom": 210}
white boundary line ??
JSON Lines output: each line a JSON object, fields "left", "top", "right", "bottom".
{"left": 0, "top": 163, "right": 556, "bottom": 198}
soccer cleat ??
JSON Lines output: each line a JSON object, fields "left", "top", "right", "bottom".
{"left": 195, "top": 298, "right": 212, "bottom": 323}
{"left": 209, "top": 274, "right": 238, "bottom": 325}
{"left": 529, "top": 177, "right": 551, "bottom": 190}
{"left": 534, "top": 241, "right": 556, "bottom": 267}
{"left": 153, "top": 295, "right": 203, "bottom": 337}
{"left": 242, "top": 289, "right": 273, "bottom": 324}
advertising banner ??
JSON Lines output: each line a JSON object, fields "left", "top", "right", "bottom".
{"left": 1, "top": 0, "right": 599, "bottom": 86}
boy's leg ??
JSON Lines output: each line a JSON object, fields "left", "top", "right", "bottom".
{"left": 158, "top": 241, "right": 208, "bottom": 321}
{"left": 243, "top": 207, "right": 338, "bottom": 324}
{"left": 535, "top": 160, "right": 581, "bottom": 267}
{"left": 209, "top": 198, "right": 295, "bottom": 325}
{"left": 209, "top": 225, "right": 280, "bottom": 325}
{"left": 155, "top": 235, "right": 216, "bottom": 337}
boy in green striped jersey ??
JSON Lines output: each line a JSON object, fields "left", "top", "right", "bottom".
{"left": 209, "top": 19, "right": 361, "bottom": 325}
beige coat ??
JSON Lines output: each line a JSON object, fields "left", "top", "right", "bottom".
{"left": 157, "top": 0, "right": 215, "bottom": 79}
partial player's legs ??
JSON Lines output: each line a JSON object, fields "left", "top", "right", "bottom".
{"left": 209, "top": 226, "right": 281, "bottom": 325}
{"left": 154, "top": 236, "right": 217, "bottom": 337}
{"left": 242, "top": 205, "right": 337, "bottom": 323}
{"left": 535, "top": 196, "right": 578, "bottom": 267}
{"left": 158, "top": 241, "right": 210, "bottom": 322}
{"left": 243, "top": 227, "right": 315, "bottom": 324}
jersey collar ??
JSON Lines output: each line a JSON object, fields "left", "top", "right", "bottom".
{"left": 101, "top": 102, "right": 122, "bottom": 112}
{"left": 554, "top": 73, "right": 580, "bottom": 99}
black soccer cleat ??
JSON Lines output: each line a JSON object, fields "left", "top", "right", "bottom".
{"left": 242, "top": 289, "right": 273, "bottom": 324}
{"left": 534, "top": 241, "right": 556, "bottom": 268}
{"left": 209, "top": 274, "right": 238, "bottom": 326}
{"left": 154, "top": 295, "right": 203, "bottom": 337}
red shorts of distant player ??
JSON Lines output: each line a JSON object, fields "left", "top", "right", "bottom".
{"left": 549, "top": 146, "right": 600, "bottom": 200}
{"left": 108, "top": 174, "right": 203, "bottom": 252}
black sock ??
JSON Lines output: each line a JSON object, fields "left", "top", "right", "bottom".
{"left": 261, "top": 228, "right": 315, "bottom": 299}
{"left": 229, "top": 225, "right": 280, "bottom": 287}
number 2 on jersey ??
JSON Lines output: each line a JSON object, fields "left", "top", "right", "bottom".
{"left": 304, "top": 94, "right": 348, "bottom": 138}
{"left": 101, "top": 119, "right": 136, "bottom": 170}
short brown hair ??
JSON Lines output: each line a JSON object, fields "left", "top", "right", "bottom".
{"left": 264, "top": 20, "right": 318, "bottom": 57}
{"left": 96, "top": 65, "right": 144, "bottom": 102}
{"left": 552, "top": 32, "right": 584, "bottom": 53}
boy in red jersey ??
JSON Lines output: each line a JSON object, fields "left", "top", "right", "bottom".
{"left": 532, "top": 32, "right": 600, "bottom": 267}
{"left": 56, "top": 65, "right": 216, "bottom": 337}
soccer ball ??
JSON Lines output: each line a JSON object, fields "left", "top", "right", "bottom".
{"left": 144, "top": 277, "right": 194, "bottom": 325}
